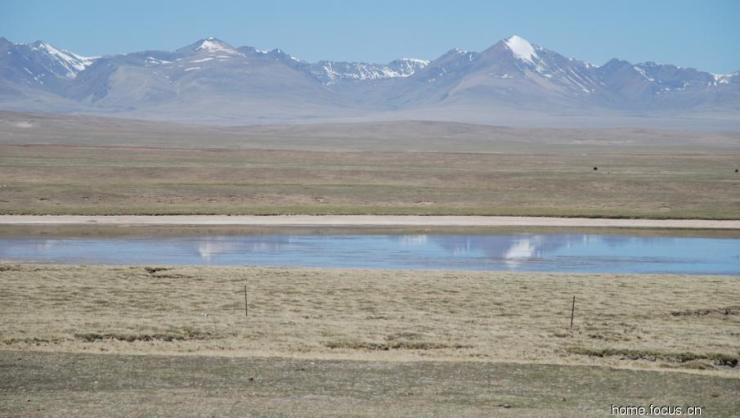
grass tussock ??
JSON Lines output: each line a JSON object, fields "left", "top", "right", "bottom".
{"left": 3, "top": 337, "right": 65, "bottom": 345}
{"left": 567, "top": 347, "right": 739, "bottom": 368}
{"left": 324, "top": 340, "right": 471, "bottom": 351}
{"left": 0, "top": 264, "right": 24, "bottom": 272}
{"left": 75, "top": 328, "right": 214, "bottom": 343}
{"left": 144, "top": 267, "right": 170, "bottom": 275}
{"left": 670, "top": 306, "right": 740, "bottom": 317}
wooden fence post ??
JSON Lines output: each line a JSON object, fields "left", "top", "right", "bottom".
{"left": 244, "top": 282, "right": 248, "bottom": 318}
{"left": 570, "top": 296, "right": 575, "bottom": 329}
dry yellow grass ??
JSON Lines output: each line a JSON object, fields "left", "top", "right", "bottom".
{"left": 2, "top": 264, "right": 738, "bottom": 377}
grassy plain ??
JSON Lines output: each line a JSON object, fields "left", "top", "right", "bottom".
{"left": 1, "top": 144, "right": 739, "bottom": 218}
{"left": 1, "top": 112, "right": 739, "bottom": 219}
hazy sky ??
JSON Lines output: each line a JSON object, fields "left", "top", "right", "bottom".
{"left": 2, "top": 0, "right": 739, "bottom": 73}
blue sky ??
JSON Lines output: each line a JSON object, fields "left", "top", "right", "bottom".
{"left": 2, "top": 0, "right": 739, "bottom": 73}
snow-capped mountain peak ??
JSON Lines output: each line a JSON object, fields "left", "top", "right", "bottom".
{"left": 29, "top": 41, "right": 97, "bottom": 78}
{"left": 194, "top": 37, "right": 238, "bottom": 55}
{"left": 504, "top": 35, "right": 538, "bottom": 65}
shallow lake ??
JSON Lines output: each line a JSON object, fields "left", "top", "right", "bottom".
{"left": 1, "top": 233, "right": 739, "bottom": 274}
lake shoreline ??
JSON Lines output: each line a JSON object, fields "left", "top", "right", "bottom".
{"left": 2, "top": 215, "right": 740, "bottom": 229}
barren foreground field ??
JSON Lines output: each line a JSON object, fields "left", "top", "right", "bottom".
{"left": 2, "top": 351, "right": 738, "bottom": 417}
{"left": 1, "top": 264, "right": 739, "bottom": 416}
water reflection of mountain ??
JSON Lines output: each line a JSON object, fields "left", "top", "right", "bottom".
{"left": 187, "top": 233, "right": 676, "bottom": 265}
{"left": 419, "top": 234, "right": 643, "bottom": 264}
{"left": 599, "top": 235, "right": 665, "bottom": 248}
{"left": 0, "top": 239, "right": 49, "bottom": 259}
{"left": 196, "top": 236, "right": 295, "bottom": 261}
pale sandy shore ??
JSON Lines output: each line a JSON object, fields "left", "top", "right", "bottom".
{"left": 0, "top": 215, "right": 739, "bottom": 229}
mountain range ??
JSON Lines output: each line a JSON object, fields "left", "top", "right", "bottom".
{"left": 1, "top": 35, "right": 738, "bottom": 126}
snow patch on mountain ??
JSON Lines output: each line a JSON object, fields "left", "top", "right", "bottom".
{"left": 401, "top": 58, "right": 431, "bottom": 66}
{"left": 633, "top": 65, "right": 655, "bottom": 81}
{"left": 312, "top": 58, "right": 429, "bottom": 83}
{"left": 145, "top": 57, "right": 172, "bottom": 65}
{"left": 505, "top": 35, "right": 537, "bottom": 65}
{"left": 713, "top": 72, "right": 737, "bottom": 85}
